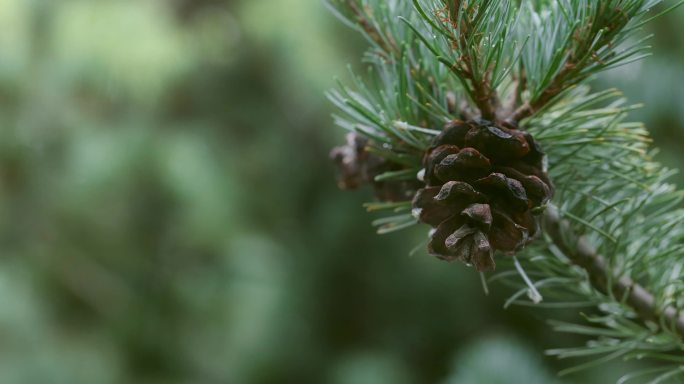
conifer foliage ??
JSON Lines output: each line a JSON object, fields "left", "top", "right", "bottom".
{"left": 327, "top": 0, "right": 684, "bottom": 381}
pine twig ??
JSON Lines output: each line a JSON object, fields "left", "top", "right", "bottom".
{"left": 463, "top": 62, "right": 499, "bottom": 122}
{"left": 345, "top": 0, "right": 398, "bottom": 55}
{"left": 445, "top": 3, "right": 499, "bottom": 121}
{"left": 509, "top": 65, "right": 574, "bottom": 122}
{"left": 543, "top": 206, "right": 684, "bottom": 338}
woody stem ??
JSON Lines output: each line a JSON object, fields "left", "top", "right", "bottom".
{"left": 543, "top": 206, "right": 684, "bottom": 338}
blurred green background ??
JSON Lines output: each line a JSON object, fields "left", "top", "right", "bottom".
{"left": 0, "top": 1, "right": 682, "bottom": 383}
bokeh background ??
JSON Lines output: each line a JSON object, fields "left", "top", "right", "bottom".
{"left": 0, "top": 1, "right": 682, "bottom": 383}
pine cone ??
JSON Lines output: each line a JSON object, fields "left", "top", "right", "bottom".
{"left": 412, "top": 120, "right": 553, "bottom": 271}
{"left": 330, "top": 132, "right": 418, "bottom": 202}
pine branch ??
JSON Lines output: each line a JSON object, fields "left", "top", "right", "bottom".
{"left": 439, "top": 1, "right": 500, "bottom": 120}
{"left": 544, "top": 205, "right": 684, "bottom": 338}
{"left": 407, "top": 0, "right": 520, "bottom": 121}
{"left": 344, "top": 0, "right": 398, "bottom": 55}
{"left": 508, "top": 64, "right": 573, "bottom": 122}
{"left": 509, "top": 0, "right": 682, "bottom": 122}
{"left": 327, "top": 0, "right": 684, "bottom": 378}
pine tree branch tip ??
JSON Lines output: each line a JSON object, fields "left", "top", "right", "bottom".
{"left": 543, "top": 206, "right": 684, "bottom": 339}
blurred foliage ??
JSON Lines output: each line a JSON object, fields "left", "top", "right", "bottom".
{"left": 0, "top": 0, "right": 681, "bottom": 383}
{"left": 442, "top": 336, "right": 557, "bottom": 384}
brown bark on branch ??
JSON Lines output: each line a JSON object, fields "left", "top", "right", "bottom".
{"left": 508, "top": 65, "right": 575, "bottom": 122}
{"left": 543, "top": 206, "right": 684, "bottom": 338}
{"left": 346, "top": 1, "right": 397, "bottom": 55}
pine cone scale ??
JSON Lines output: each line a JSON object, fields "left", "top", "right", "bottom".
{"left": 461, "top": 203, "right": 493, "bottom": 230}
{"left": 434, "top": 181, "right": 487, "bottom": 203}
{"left": 412, "top": 187, "right": 465, "bottom": 226}
{"left": 473, "top": 173, "right": 529, "bottom": 211}
{"left": 435, "top": 148, "right": 491, "bottom": 182}
{"left": 489, "top": 209, "right": 530, "bottom": 253}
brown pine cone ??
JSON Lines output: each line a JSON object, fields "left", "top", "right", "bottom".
{"left": 330, "top": 132, "right": 418, "bottom": 202}
{"left": 412, "top": 120, "right": 553, "bottom": 271}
